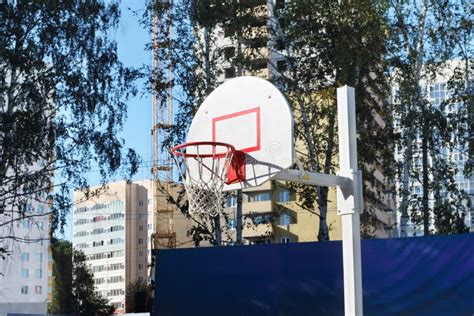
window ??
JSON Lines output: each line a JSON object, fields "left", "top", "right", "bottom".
{"left": 21, "top": 269, "right": 29, "bottom": 278}
{"left": 38, "top": 221, "right": 44, "bottom": 229}
{"left": 21, "top": 252, "right": 29, "bottom": 262}
{"left": 110, "top": 225, "right": 124, "bottom": 232}
{"left": 250, "top": 192, "right": 271, "bottom": 202}
{"left": 276, "top": 60, "right": 287, "bottom": 73}
{"left": 108, "top": 289, "right": 124, "bottom": 296}
{"left": 92, "top": 228, "right": 105, "bottom": 235}
{"left": 279, "top": 212, "right": 292, "bottom": 226}
{"left": 226, "top": 196, "right": 237, "bottom": 208}
{"left": 35, "top": 286, "right": 42, "bottom": 294}
{"left": 107, "top": 276, "right": 123, "bottom": 283}
{"left": 37, "top": 205, "right": 45, "bottom": 213}
{"left": 110, "top": 250, "right": 124, "bottom": 258}
{"left": 107, "top": 263, "right": 125, "bottom": 271}
{"left": 109, "top": 213, "right": 124, "bottom": 220}
{"left": 275, "top": 38, "right": 285, "bottom": 51}
{"left": 139, "top": 225, "right": 144, "bottom": 232}
{"left": 93, "top": 240, "right": 104, "bottom": 247}
{"left": 92, "top": 265, "right": 106, "bottom": 273}
{"left": 138, "top": 238, "right": 143, "bottom": 245}
{"left": 138, "top": 200, "right": 144, "bottom": 207}
{"left": 75, "top": 230, "right": 88, "bottom": 237}
{"left": 247, "top": 38, "right": 267, "bottom": 49}
{"left": 139, "top": 213, "right": 146, "bottom": 220}
{"left": 139, "top": 251, "right": 143, "bottom": 257}
{"left": 225, "top": 67, "right": 236, "bottom": 79}
{"left": 76, "top": 243, "right": 88, "bottom": 249}
{"left": 139, "top": 263, "right": 143, "bottom": 270}
{"left": 275, "top": 0, "right": 286, "bottom": 9}
{"left": 36, "top": 269, "right": 42, "bottom": 279}
{"left": 278, "top": 190, "right": 290, "bottom": 202}
{"left": 227, "top": 218, "right": 236, "bottom": 230}
{"left": 93, "top": 215, "right": 106, "bottom": 222}
{"left": 109, "top": 238, "right": 124, "bottom": 245}
{"left": 281, "top": 237, "right": 291, "bottom": 243}
{"left": 22, "top": 219, "right": 30, "bottom": 229}
{"left": 253, "top": 214, "right": 272, "bottom": 224}
{"left": 95, "top": 278, "right": 106, "bottom": 285}
{"left": 21, "top": 286, "right": 28, "bottom": 294}
{"left": 75, "top": 218, "right": 89, "bottom": 225}
{"left": 224, "top": 46, "right": 235, "bottom": 60}
{"left": 223, "top": 25, "right": 234, "bottom": 37}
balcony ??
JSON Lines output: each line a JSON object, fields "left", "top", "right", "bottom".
{"left": 242, "top": 200, "right": 273, "bottom": 214}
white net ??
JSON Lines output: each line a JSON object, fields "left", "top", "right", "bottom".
{"left": 171, "top": 142, "right": 235, "bottom": 217}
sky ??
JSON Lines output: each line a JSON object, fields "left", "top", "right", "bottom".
{"left": 61, "top": 1, "right": 152, "bottom": 240}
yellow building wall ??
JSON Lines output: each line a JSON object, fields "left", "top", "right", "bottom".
{"left": 273, "top": 186, "right": 342, "bottom": 242}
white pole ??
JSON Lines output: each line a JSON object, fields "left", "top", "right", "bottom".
{"left": 336, "top": 86, "right": 364, "bottom": 316}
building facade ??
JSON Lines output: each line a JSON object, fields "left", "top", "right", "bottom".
{"left": 72, "top": 181, "right": 148, "bottom": 313}
{"left": 0, "top": 198, "right": 51, "bottom": 316}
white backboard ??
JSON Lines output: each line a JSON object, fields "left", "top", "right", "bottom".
{"left": 187, "top": 76, "right": 294, "bottom": 191}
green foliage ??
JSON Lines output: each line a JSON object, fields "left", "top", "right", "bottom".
{"left": 272, "top": 0, "right": 394, "bottom": 239}
{"left": 48, "top": 239, "right": 114, "bottom": 315}
{"left": 72, "top": 249, "right": 115, "bottom": 316}
{"left": 387, "top": 0, "right": 472, "bottom": 235}
{"left": 0, "top": 1, "right": 140, "bottom": 253}
{"left": 140, "top": 0, "right": 395, "bottom": 241}
{"left": 48, "top": 238, "right": 73, "bottom": 315}
{"left": 125, "top": 279, "right": 152, "bottom": 313}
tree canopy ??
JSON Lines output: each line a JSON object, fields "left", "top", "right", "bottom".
{"left": 0, "top": 1, "right": 140, "bottom": 252}
{"left": 48, "top": 239, "right": 114, "bottom": 316}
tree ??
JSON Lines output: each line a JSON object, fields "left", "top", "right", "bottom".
{"left": 48, "top": 238, "right": 73, "bottom": 315}
{"left": 125, "top": 279, "right": 152, "bottom": 313}
{"left": 267, "top": 0, "right": 394, "bottom": 239}
{"left": 48, "top": 239, "right": 114, "bottom": 315}
{"left": 0, "top": 1, "right": 140, "bottom": 253}
{"left": 138, "top": 0, "right": 236, "bottom": 246}
{"left": 139, "top": 0, "right": 393, "bottom": 242}
{"left": 387, "top": 0, "right": 472, "bottom": 235}
{"left": 72, "top": 249, "right": 115, "bottom": 316}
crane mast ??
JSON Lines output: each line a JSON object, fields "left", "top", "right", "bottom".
{"left": 151, "top": 0, "right": 175, "bottom": 250}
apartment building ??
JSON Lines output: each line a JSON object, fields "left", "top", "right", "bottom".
{"left": 223, "top": 181, "right": 345, "bottom": 244}
{"left": 0, "top": 198, "right": 51, "bottom": 316}
{"left": 202, "top": 0, "right": 395, "bottom": 242}
{"left": 133, "top": 180, "right": 198, "bottom": 257}
{"left": 72, "top": 181, "right": 148, "bottom": 313}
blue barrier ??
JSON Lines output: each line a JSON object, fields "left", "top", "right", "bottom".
{"left": 155, "top": 234, "right": 474, "bottom": 316}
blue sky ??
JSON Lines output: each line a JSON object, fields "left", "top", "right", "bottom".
{"left": 61, "top": 1, "right": 151, "bottom": 240}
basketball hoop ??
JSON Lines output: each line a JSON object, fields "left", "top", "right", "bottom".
{"left": 171, "top": 141, "right": 245, "bottom": 217}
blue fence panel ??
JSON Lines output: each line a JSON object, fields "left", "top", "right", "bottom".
{"left": 155, "top": 234, "right": 474, "bottom": 316}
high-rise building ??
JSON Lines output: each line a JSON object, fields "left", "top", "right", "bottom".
{"left": 72, "top": 181, "right": 148, "bottom": 313}
{"left": 0, "top": 198, "right": 51, "bottom": 316}
{"left": 133, "top": 180, "right": 201, "bottom": 263}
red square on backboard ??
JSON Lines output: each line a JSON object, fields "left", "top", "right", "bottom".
{"left": 212, "top": 107, "right": 261, "bottom": 153}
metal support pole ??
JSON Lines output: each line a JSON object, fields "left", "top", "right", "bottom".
{"left": 236, "top": 190, "right": 243, "bottom": 244}
{"left": 337, "top": 86, "right": 364, "bottom": 316}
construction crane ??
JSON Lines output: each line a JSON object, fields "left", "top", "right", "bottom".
{"left": 151, "top": 0, "right": 176, "bottom": 251}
